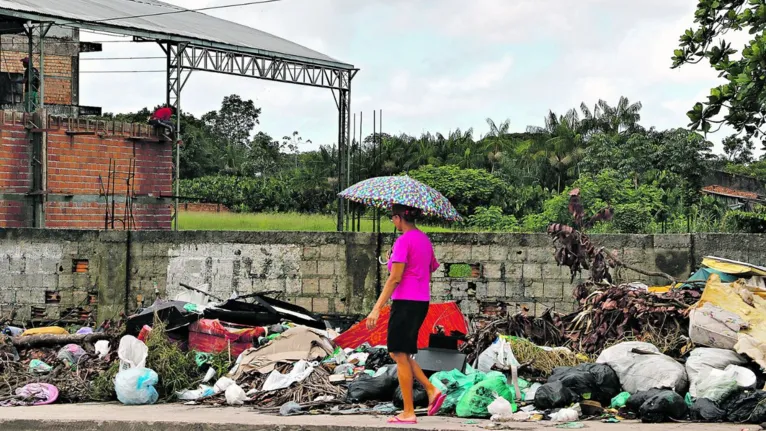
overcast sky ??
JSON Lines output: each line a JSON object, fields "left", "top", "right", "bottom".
{"left": 78, "top": 0, "right": 743, "bottom": 153}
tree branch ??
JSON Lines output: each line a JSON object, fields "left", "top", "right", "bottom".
{"left": 603, "top": 248, "right": 677, "bottom": 285}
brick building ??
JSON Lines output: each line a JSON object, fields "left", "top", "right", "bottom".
{"left": 0, "top": 112, "right": 174, "bottom": 230}
{"left": 0, "top": 25, "right": 100, "bottom": 115}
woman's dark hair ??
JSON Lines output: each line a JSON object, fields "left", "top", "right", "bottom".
{"left": 392, "top": 204, "right": 421, "bottom": 223}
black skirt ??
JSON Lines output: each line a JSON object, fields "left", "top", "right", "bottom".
{"left": 387, "top": 300, "right": 429, "bottom": 354}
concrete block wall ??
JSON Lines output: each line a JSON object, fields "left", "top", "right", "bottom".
{"left": 0, "top": 229, "right": 123, "bottom": 325}
{"left": 1, "top": 229, "right": 766, "bottom": 326}
{"left": 127, "top": 232, "right": 378, "bottom": 318}
{"left": 0, "top": 112, "right": 174, "bottom": 230}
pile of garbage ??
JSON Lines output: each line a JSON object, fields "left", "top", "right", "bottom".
{"left": 5, "top": 255, "right": 766, "bottom": 426}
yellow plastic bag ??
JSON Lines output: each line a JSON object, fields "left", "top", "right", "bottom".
{"left": 21, "top": 326, "right": 69, "bottom": 337}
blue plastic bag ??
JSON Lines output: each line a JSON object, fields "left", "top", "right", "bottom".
{"left": 115, "top": 367, "right": 159, "bottom": 405}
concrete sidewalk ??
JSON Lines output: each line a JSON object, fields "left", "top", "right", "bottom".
{"left": 0, "top": 403, "right": 752, "bottom": 431}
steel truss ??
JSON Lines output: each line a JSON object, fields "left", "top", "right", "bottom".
{"left": 159, "top": 41, "right": 356, "bottom": 231}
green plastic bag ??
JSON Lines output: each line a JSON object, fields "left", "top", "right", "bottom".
{"left": 610, "top": 392, "right": 631, "bottom": 409}
{"left": 456, "top": 374, "right": 517, "bottom": 418}
{"left": 685, "top": 392, "right": 693, "bottom": 408}
{"left": 429, "top": 369, "right": 486, "bottom": 413}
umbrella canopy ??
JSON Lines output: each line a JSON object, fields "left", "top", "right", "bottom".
{"left": 339, "top": 175, "right": 462, "bottom": 221}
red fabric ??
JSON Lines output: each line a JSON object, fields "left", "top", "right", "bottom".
{"left": 334, "top": 302, "right": 467, "bottom": 350}
{"left": 152, "top": 107, "right": 172, "bottom": 121}
{"left": 188, "top": 319, "right": 266, "bottom": 356}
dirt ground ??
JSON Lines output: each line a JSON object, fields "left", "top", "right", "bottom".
{"left": 0, "top": 403, "right": 757, "bottom": 431}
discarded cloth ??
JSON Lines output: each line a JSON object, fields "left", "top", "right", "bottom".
{"left": 57, "top": 344, "right": 87, "bottom": 366}
{"left": 231, "top": 326, "right": 334, "bottom": 378}
{"left": 0, "top": 383, "right": 59, "bottom": 406}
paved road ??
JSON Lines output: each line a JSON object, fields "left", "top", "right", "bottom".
{"left": 0, "top": 403, "right": 756, "bottom": 431}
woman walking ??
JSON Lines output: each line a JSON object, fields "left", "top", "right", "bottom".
{"left": 365, "top": 204, "right": 446, "bottom": 425}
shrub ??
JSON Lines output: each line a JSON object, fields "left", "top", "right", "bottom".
{"left": 467, "top": 206, "right": 518, "bottom": 231}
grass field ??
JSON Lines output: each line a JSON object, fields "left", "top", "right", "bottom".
{"left": 175, "top": 211, "right": 456, "bottom": 232}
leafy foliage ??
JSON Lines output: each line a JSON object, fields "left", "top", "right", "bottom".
{"left": 407, "top": 165, "right": 510, "bottom": 216}
{"left": 467, "top": 206, "right": 519, "bottom": 231}
{"left": 673, "top": 1, "right": 766, "bottom": 142}
{"left": 104, "top": 92, "right": 761, "bottom": 234}
{"left": 724, "top": 209, "right": 766, "bottom": 233}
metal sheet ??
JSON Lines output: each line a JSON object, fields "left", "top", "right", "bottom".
{"left": 0, "top": 0, "right": 352, "bottom": 69}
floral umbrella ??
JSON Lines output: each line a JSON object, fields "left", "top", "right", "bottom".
{"left": 338, "top": 175, "right": 462, "bottom": 221}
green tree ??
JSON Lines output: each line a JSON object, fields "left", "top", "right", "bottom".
{"left": 722, "top": 134, "right": 755, "bottom": 163}
{"left": 580, "top": 97, "right": 643, "bottom": 136}
{"left": 529, "top": 109, "right": 586, "bottom": 192}
{"left": 202, "top": 95, "right": 261, "bottom": 174}
{"left": 407, "top": 165, "right": 510, "bottom": 216}
{"left": 658, "top": 128, "right": 714, "bottom": 220}
{"left": 673, "top": 1, "right": 766, "bottom": 141}
{"left": 484, "top": 118, "right": 512, "bottom": 173}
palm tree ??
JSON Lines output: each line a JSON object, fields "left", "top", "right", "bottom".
{"left": 484, "top": 118, "right": 512, "bottom": 173}
{"left": 529, "top": 109, "right": 586, "bottom": 192}
{"left": 581, "top": 97, "right": 643, "bottom": 136}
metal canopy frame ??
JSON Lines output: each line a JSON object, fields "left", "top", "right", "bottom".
{"left": 0, "top": 5, "right": 357, "bottom": 231}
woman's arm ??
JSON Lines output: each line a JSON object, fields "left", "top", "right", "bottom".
{"left": 365, "top": 262, "right": 404, "bottom": 329}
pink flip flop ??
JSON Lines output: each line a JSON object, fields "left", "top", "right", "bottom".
{"left": 387, "top": 416, "right": 418, "bottom": 425}
{"left": 428, "top": 392, "right": 447, "bottom": 416}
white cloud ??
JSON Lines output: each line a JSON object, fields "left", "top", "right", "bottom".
{"left": 74, "top": 0, "right": 756, "bottom": 152}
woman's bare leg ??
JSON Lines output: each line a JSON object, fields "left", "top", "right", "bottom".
{"left": 391, "top": 352, "right": 416, "bottom": 420}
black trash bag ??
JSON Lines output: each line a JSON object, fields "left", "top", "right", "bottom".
{"left": 548, "top": 363, "right": 620, "bottom": 406}
{"left": 579, "top": 363, "right": 621, "bottom": 402}
{"left": 393, "top": 381, "right": 429, "bottom": 408}
{"left": 690, "top": 398, "right": 726, "bottom": 422}
{"left": 626, "top": 389, "right": 666, "bottom": 413}
{"left": 722, "top": 390, "right": 766, "bottom": 423}
{"left": 366, "top": 347, "right": 395, "bottom": 371}
{"left": 346, "top": 365, "right": 399, "bottom": 402}
{"left": 638, "top": 390, "right": 688, "bottom": 423}
{"left": 534, "top": 380, "right": 578, "bottom": 410}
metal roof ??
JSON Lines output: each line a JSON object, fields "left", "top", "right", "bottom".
{"left": 0, "top": 0, "right": 353, "bottom": 69}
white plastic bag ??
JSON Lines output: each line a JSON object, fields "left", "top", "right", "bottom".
{"left": 225, "top": 384, "right": 248, "bottom": 405}
{"left": 686, "top": 348, "right": 747, "bottom": 398}
{"left": 117, "top": 335, "right": 148, "bottom": 372}
{"left": 213, "top": 377, "right": 235, "bottom": 393}
{"left": 477, "top": 337, "right": 519, "bottom": 373}
{"left": 262, "top": 360, "right": 314, "bottom": 392}
{"left": 176, "top": 386, "right": 215, "bottom": 401}
{"left": 597, "top": 342, "right": 688, "bottom": 394}
{"left": 726, "top": 364, "right": 757, "bottom": 389}
{"left": 95, "top": 340, "right": 110, "bottom": 359}
{"left": 115, "top": 367, "right": 159, "bottom": 405}
{"left": 487, "top": 396, "right": 514, "bottom": 416}
{"left": 550, "top": 408, "right": 579, "bottom": 422}
{"left": 696, "top": 368, "right": 739, "bottom": 403}
{"left": 202, "top": 368, "right": 216, "bottom": 383}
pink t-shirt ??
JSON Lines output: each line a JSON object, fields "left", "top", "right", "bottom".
{"left": 387, "top": 229, "right": 440, "bottom": 302}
